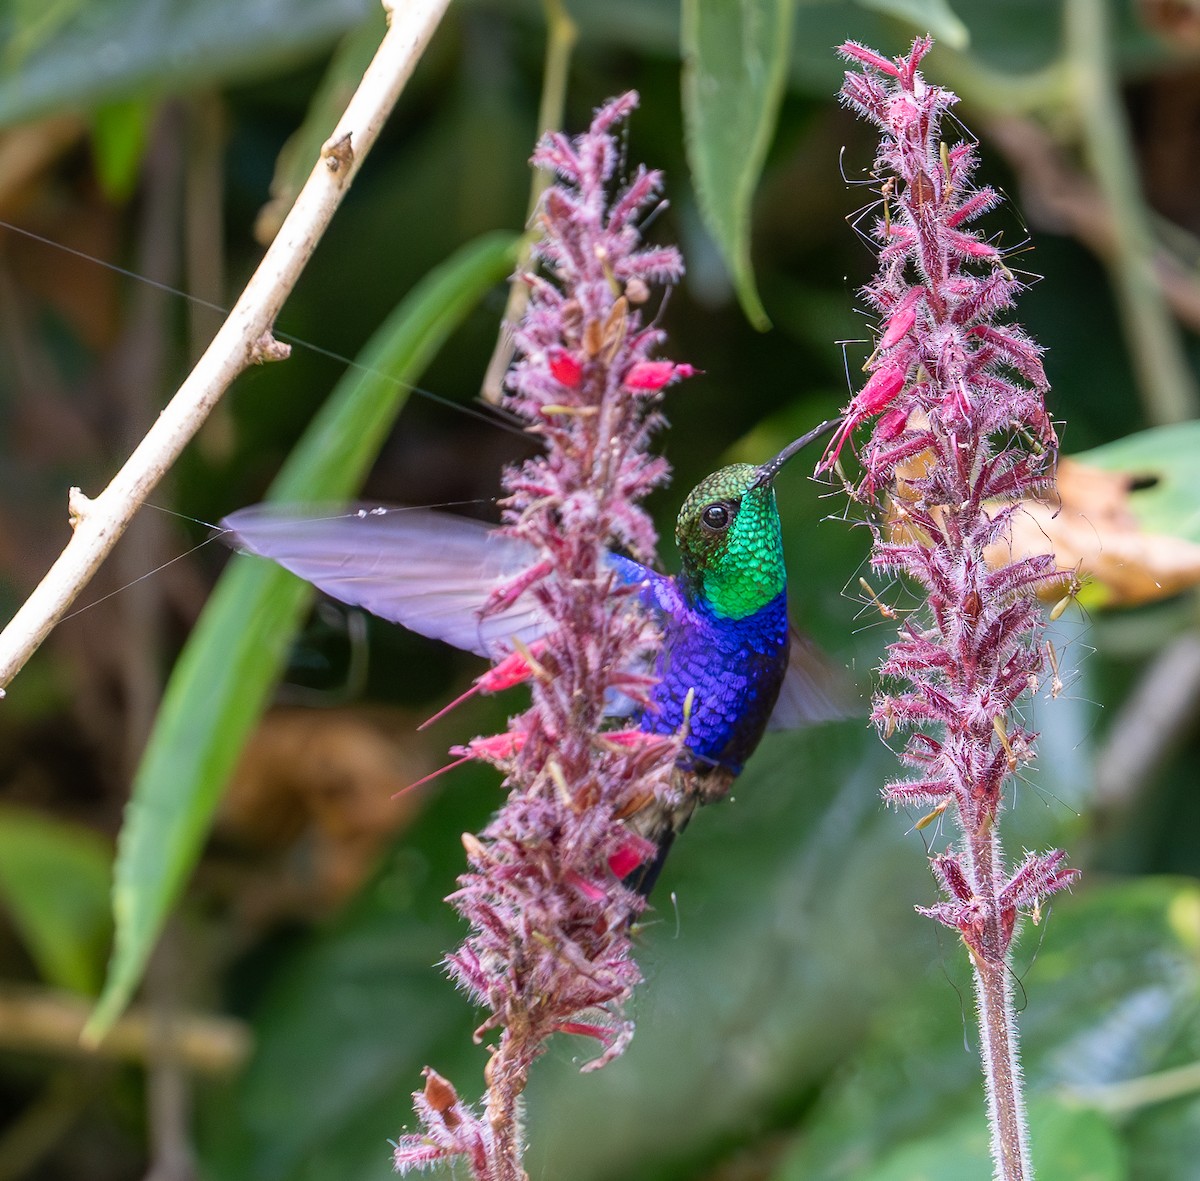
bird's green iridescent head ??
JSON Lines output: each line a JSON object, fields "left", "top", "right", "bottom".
{"left": 676, "top": 465, "right": 785, "bottom": 619}
{"left": 675, "top": 418, "right": 839, "bottom": 620}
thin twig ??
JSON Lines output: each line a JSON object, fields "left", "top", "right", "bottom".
{"left": 1091, "top": 630, "right": 1200, "bottom": 830}
{"left": 985, "top": 114, "right": 1200, "bottom": 334}
{"left": 1064, "top": 0, "right": 1199, "bottom": 424}
{"left": 479, "top": 0, "right": 577, "bottom": 404}
{"left": 0, "top": 0, "right": 452, "bottom": 693}
{"left": 112, "top": 101, "right": 184, "bottom": 782}
{"left": 0, "top": 984, "right": 248, "bottom": 1074}
{"left": 1064, "top": 1058, "right": 1200, "bottom": 1115}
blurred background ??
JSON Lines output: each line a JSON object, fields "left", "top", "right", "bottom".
{"left": 0, "top": 0, "right": 1198, "bottom": 1177}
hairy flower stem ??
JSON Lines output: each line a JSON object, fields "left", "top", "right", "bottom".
{"left": 933, "top": 464, "right": 1031, "bottom": 1181}
{"left": 975, "top": 941, "right": 1028, "bottom": 1179}
{"left": 484, "top": 1037, "right": 530, "bottom": 1181}
{"left": 962, "top": 819, "right": 1029, "bottom": 1178}
{"left": 830, "top": 40, "right": 1079, "bottom": 1181}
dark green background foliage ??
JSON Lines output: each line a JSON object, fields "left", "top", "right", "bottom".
{"left": 0, "top": 1, "right": 1197, "bottom": 1178}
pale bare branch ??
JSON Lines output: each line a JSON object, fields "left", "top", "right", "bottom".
{"left": 0, "top": 0, "right": 452, "bottom": 693}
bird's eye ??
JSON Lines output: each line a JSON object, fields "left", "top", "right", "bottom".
{"left": 701, "top": 502, "right": 730, "bottom": 531}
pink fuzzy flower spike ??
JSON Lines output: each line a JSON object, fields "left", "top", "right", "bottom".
{"left": 832, "top": 39, "right": 1078, "bottom": 1181}
{"left": 393, "top": 93, "right": 691, "bottom": 1181}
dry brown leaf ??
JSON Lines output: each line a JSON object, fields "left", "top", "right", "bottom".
{"left": 990, "top": 457, "right": 1200, "bottom": 607}
{"left": 890, "top": 448, "right": 1200, "bottom": 608}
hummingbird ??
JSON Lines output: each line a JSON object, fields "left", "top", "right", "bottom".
{"left": 221, "top": 418, "right": 843, "bottom": 896}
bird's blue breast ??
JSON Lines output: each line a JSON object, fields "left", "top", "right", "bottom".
{"left": 607, "top": 554, "right": 791, "bottom": 775}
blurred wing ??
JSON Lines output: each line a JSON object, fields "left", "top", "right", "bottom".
{"left": 220, "top": 504, "right": 548, "bottom": 658}
{"left": 767, "top": 627, "right": 859, "bottom": 729}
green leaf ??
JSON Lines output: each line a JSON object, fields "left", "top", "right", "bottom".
{"left": 0, "top": 805, "right": 113, "bottom": 995}
{"left": 853, "top": 0, "right": 970, "bottom": 51}
{"left": 90, "top": 97, "right": 155, "bottom": 204}
{"left": 85, "top": 231, "right": 517, "bottom": 1043}
{"left": 856, "top": 1111, "right": 993, "bottom": 1181}
{"left": 681, "top": 0, "right": 794, "bottom": 331}
{"left": 0, "top": 0, "right": 374, "bottom": 128}
{"left": 1074, "top": 420, "right": 1200, "bottom": 544}
{"left": 5, "top": 0, "right": 86, "bottom": 68}
{"left": 1031, "top": 1102, "right": 1127, "bottom": 1181}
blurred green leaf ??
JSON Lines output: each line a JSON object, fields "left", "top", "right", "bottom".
{"left": 0, "top": 0, "right": 373, "bottom": 127}
{"left": 1075, "top": 421, "right": 1200, "bottom": 544}
{"left": 681, "top": 0, "right": 794, "bottom": 330}
{"left": 1030, "top": 1103, "right": 1127, "bottom": 1181}
{"left": 0, "top": 805, "right": 112, "bottom": 995}
{"left": 854, "top": 1112, "right": 993, "bottom": 1181}
{"left": 1121, "top": 1086, "right": 1200, "bottom": 1181}
{"left": 86, "top": 231, "right": 517, "bottom": 1043}
{"left": 6, "top": 0, "right": 86, "bottom": 68}
{"left": 853, "top": 0, "right": 969, "bottom": 50}
{"left": 90, "top": 97, "right": 155, "bottom": 203}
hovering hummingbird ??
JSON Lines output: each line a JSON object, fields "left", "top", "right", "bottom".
{"left": 221, "top": 418, "right": 843, "bottom": 895}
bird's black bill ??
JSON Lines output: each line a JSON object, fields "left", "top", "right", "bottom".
{"left": 751, "top": 416, "right": 841, "bottom": 488}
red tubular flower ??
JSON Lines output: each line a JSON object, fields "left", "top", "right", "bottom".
{"left": 417, "top": 644, "right": 547, "bottom": 731}
{"left": 623, "top": 359, "right": 699, "bottom": 391}
{"left": 819, "top": 360, "right": 908, "bottom": 471}
{"left": 547, "top": 348, "right": 583, "bottom": 388}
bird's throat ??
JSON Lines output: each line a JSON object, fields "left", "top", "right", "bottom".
{"left": 699, "top": 560, "right": 786, "bottom": 619}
